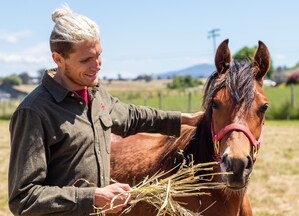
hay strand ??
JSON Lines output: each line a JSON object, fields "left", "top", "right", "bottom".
{"left": 91, "top": 157, "right": 231, "bottom": 216}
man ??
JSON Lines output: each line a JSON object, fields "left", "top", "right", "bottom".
{"left": 8, "top": 5, "right": 202, "bottom": 215}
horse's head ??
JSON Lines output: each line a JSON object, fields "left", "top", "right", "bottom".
{"left": 203, "top": 39, "right": 270, "bottom": 190}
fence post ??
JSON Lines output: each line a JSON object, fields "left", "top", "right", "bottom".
{"left": 188, "top": 92, "right": 192, "bottom": 113}
{"left": 290, "top": 84, "right": 295, "bottom": 108}
{"left": 158, "top": 92, "right": 163, "bottom": 109}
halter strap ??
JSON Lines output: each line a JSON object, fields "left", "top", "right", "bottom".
{"left": 211, "top": 116, "right": 264, "bottom": 163}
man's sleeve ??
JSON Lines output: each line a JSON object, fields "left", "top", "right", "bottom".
{"left": 108, "top": 96, "right": 182, "bottom": 137}
{"left": 8, "top": 109, "right": 96, "bottom": 215}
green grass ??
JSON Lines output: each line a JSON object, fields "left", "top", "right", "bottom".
{"left": 1, "top": 84, "right": 299, "bottom": 119}
{"left": 265, "top": 119, "right": 299, "bottom": 126}
{"left": 110, "top": 85, "right": 299, "bottom": 119}
{"left": 264, "top": 84, "right": 299, "bottom": 108}
{"left": 110, "top": 89, "right": 204, "bottom": 113}
{"left": 0, "top": 120, "right": 10, "bottom": 215}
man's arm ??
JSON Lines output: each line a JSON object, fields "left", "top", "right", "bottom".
{"left": 108, "top": 97, "right": 182, "bottom": 137}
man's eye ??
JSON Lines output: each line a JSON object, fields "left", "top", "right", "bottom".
{"left": 80, "top": 58, "right": 90, "bottom": 63}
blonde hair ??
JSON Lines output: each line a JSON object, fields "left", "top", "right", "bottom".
{"left": 50, "top": 4, "right": 100, "bottom": 57}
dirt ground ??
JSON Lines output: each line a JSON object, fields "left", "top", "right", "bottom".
{"left": 0, "top": 121, "right": 298, "bottom": 216}
{"left": 248, "top": 122, "right": 299, "bottom": 216}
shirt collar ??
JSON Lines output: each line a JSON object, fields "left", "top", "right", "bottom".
{"left": 42, "top": 69, "right": 71, "bottom": 103}
{"left": 42, "top": 68, "right": 100, "bottom": 103}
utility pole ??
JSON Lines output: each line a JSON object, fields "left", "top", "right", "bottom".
{"left": 208, "top": 28, "right": 220, "bottom": 56}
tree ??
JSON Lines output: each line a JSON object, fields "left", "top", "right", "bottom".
{"left": 37, "top": 68, "right": 47, "bottom": 83}
{"left": 19, "top": 72, "right": 32, "bottom": 84}
{"left": 134, "top": 74, "right": 153, "bottom": 82}
{"left": 167, "top": 75, "right": 202, "bottom": 89}
{"left": 233, "top": 45, "right": 274, "bottom": 78}
{"left": 2, "top": 75, "right": 22, "bottom": 86}
{"left": 286, "top": 62, "right": 299, "bottom": 71}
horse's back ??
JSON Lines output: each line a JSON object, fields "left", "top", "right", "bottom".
{"left": 110, "top": 125, "right": 196, "bottom": 184}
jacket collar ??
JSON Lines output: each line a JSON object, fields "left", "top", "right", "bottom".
{"left": 42, "top": 68, "right": 100, "bottom": 103}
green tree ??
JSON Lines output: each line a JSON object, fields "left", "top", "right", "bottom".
{"left": 167, "top": 75, "right": 202, "bottom": 89}
{"left": 233, "top": 45, "right": 274, "bottom": 78}
{"left": 37, "top": 68, "right": 47, "bottom": 83}
{"left": 2, "top": 74, "right": 22, "bottom": 86}
{"left": 286, "top": 62, "right": 299, "bottom": 70}
{"left": 19, "top": 72, "right": 32, "bottom": 84}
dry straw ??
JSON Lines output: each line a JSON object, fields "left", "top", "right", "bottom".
{"left": 91, "top": 155, "right": 230, "bottom": 216}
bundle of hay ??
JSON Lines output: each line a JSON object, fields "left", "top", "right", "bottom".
{"left": 92, "top": 158, "right": 230, "bottom": 216}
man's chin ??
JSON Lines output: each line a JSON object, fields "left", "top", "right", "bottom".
{"left": 88, "top": 80, "right": 99, "bottom": 87}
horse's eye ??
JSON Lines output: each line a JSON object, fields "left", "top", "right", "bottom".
{"left": 211, "top": 100, "right": 219, "bottom": 109}
{"left": 260, "top": 103, "right": 269, "bottom": 113}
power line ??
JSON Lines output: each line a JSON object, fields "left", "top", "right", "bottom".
{"left": 207, "top": 28, "right": 220, "bottom": 56}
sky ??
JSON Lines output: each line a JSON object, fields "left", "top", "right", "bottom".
{"left": 1, "top": 1, "right": 299, "bottom": 79}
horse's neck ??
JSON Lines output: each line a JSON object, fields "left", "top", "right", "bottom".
{"left": 160, "top": 119, "right": 214, "bottom": 175}
{"left": 157, "top": 125, "right": 197, "bottom": 173}
{"left": 184, "top": 117, "right": 215, "bottom": 165}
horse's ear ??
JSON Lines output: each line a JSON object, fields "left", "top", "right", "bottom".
{"left": 254, "top": 41, "right": 270, "bottom": 84}
{"left": 215, "top": 39, "right": 231, "bottom": 75}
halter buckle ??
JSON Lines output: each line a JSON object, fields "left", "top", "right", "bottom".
{"left": 253, "top": 145, "right": 258, "bottom": 160}
{"left": 214, "top": 139, "right": 220, "bottom": 155}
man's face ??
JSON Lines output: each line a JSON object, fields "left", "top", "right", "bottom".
{"left": 59, "top": 39, "right": 102, "bottom": 90}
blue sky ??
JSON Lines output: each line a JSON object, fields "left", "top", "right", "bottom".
{"left": 1, "top": 1, "right": 298, "bottom": 79}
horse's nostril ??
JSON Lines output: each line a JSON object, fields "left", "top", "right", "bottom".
{"left": 221, "top": 153, "right": 228, "bottom": 164}
{"left": 220, "top": 153, "right": 232, "bottom": 172}
{"left": 246, "top": 155, "right": 253, "bottom": 170}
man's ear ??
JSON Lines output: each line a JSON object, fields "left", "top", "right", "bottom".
{"left": 52, "top": 52, "right": 64, "bottom": 66}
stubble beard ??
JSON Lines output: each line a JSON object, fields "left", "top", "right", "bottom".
{"left": 65, "top": 64, "right": 99, "bottom": 88}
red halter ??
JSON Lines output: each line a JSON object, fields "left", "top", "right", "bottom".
{"left": 211, "top": 116, "right": 263, "bottom": 163}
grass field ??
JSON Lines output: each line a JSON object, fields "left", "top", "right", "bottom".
{"left": 0, "top": 120, "right": 298, "bottom": 216}
{"left": 248, "top": 120, "right": 299, "bottom": 216}
{"left": 9, "top": 81, "right": 299, "bottom": 115}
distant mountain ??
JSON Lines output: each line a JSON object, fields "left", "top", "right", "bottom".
{"left": 155, "top": 64, "right": 215, "bottom": 79}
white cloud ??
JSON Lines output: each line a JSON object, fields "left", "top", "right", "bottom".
{"left": 0, "top": 42, "right": 50, "bottom": 64}
{"left": 25, "top": 42, "right": 49, "bottom": 55}
{"left": 0, "top": 30, "right": 32, "bottom": 44}
{"left": 0, "top": 41, "right": 53, "bottom": 76}
{"left": 0, "top": 54, "right": 48, "bottom": 64}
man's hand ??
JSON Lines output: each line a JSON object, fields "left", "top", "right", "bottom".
{"left": 94, "top": 183, "right": 131, "bottom": 214}
{"left": 181, "top": 111, "right": 204, "bottom": 126}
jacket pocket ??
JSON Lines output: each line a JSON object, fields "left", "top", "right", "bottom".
{"left": 99, "top": 114, "right": 113, "bottom": 153}
{"left": 100, "top": 114, "right": 113, "bottom": 128}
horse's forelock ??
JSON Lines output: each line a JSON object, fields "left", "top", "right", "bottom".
{"left": 203, "top": 61, "right": 255, "bottom": 114}
{"left": 228, "top": 61, "right": 255, "bottom": 112}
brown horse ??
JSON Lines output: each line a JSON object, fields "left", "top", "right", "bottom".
{"left": 110, "top": 39, "right": 270, "bottom": 216}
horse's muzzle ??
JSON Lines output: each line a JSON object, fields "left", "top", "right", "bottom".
{"left": 220, "top": 153, "right": 253, "bottom": 190}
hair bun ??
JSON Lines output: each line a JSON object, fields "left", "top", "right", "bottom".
{"left": 52, "top": 5, "right": 71, "bottom": 22}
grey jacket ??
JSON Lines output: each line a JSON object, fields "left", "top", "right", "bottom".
{"left": 8, "top": 70, "right": 181, "bottom": 215}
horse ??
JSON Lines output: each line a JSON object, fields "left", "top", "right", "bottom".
{"left": 110, "top": 39, "right": 270, "bottom": 216}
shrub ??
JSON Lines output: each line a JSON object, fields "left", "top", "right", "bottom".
{"left": 266, "top": 102, "right": 299, "bottom": 120}
{"left": 167, "top": 76, "right": 202, "bottom": 89}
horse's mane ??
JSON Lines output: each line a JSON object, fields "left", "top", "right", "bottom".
{"left": 186, "top": 60, "right": 257, "bottom": 164}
